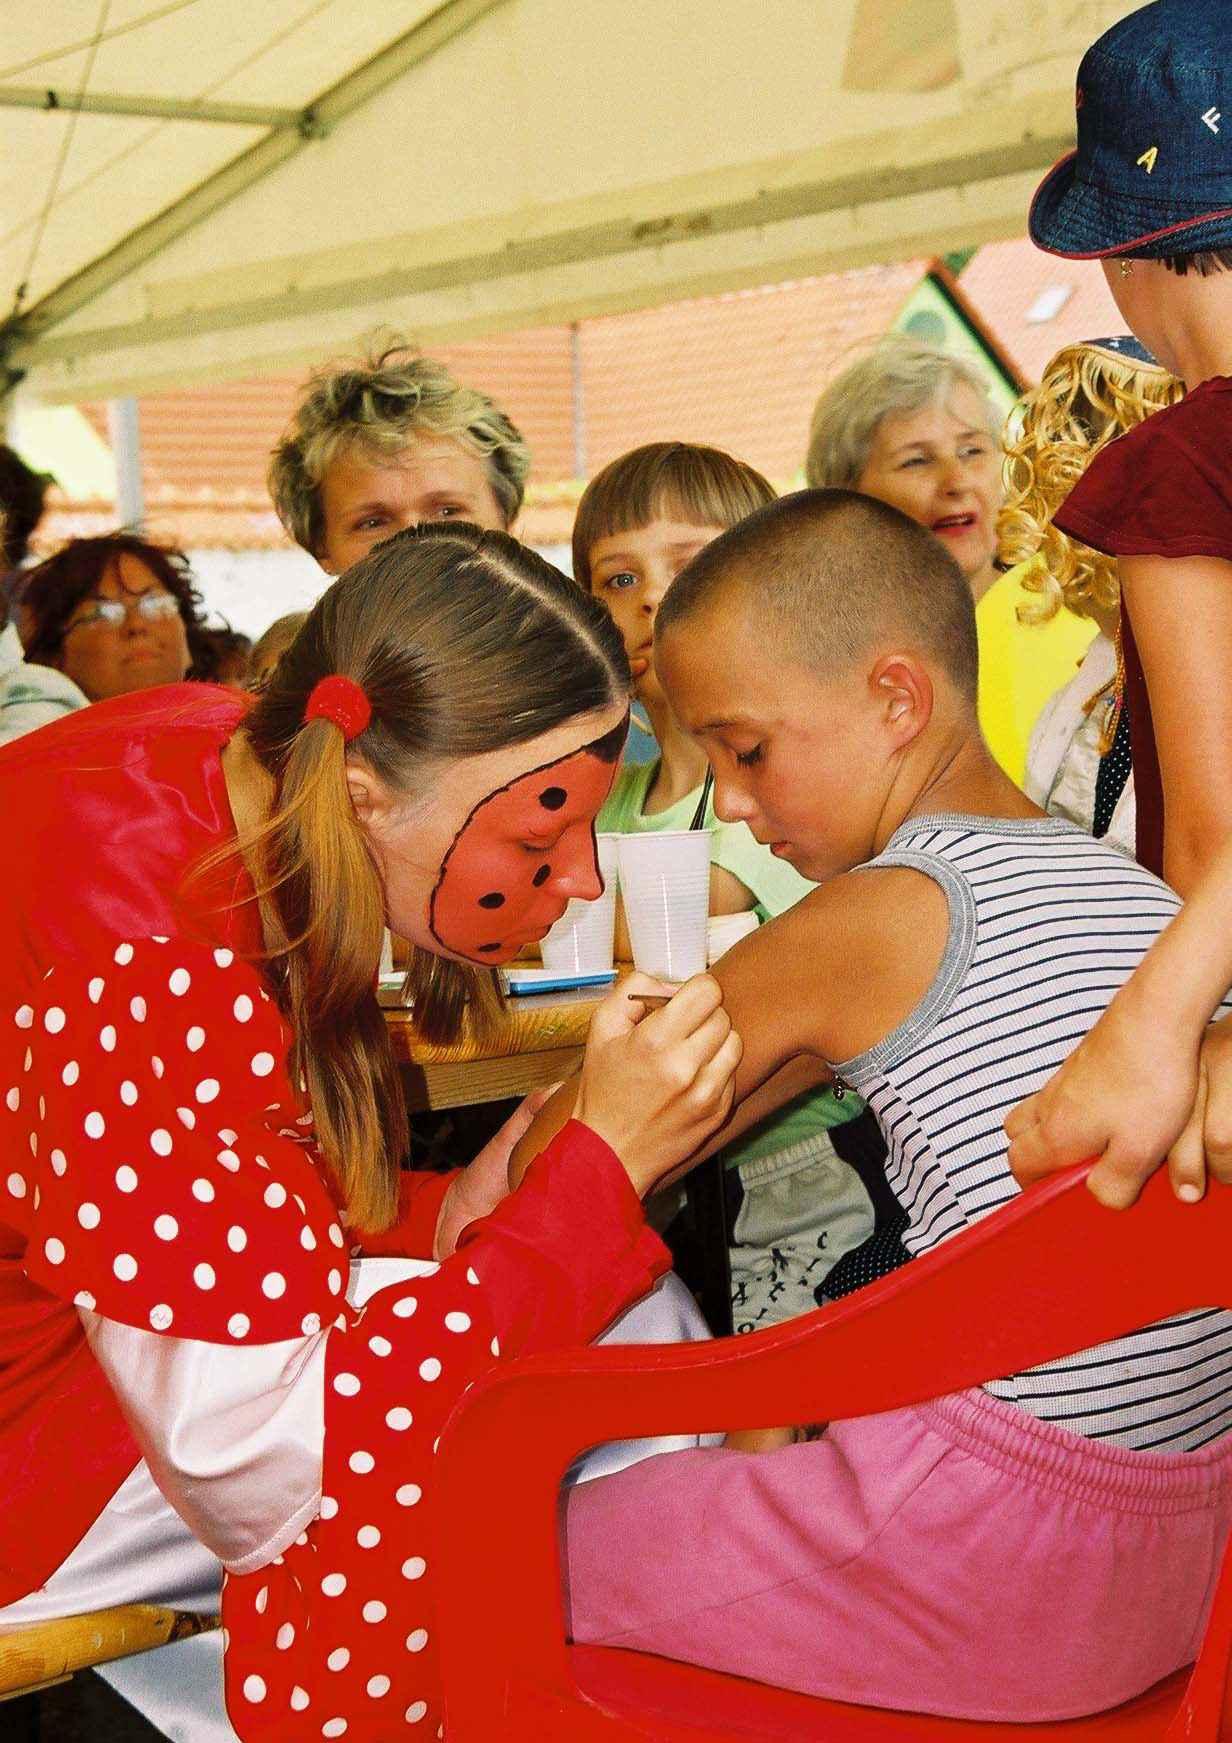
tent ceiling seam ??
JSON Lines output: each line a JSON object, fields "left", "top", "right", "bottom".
{"left": 0, "top": 0, "right": 511, "bottom": 379}
{"left": 9, "top": 126, "right": 1075, "bottom": 372}
{"left": 0, "top": 0, "right": 202, "bottom": 84}
{"left": 0, "top": 2, "right": 337, "bottom": 262}
{"left": 10, "top": 0, "right": 113, "bottom": 325}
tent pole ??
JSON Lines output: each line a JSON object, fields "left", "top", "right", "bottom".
{"left": 0, "top": 88, "right": 300, "bottom": 128}
{"left": 108, "top": 398, "right": 145, "bottom": 530}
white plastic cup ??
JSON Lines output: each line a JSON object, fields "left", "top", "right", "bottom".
{"left": 616, "top": 830, "right": 711, "bottom": 982}
{"left": 707, "top": 909, "right": 760, "bottom": 964}
{"left": 540, "top": 833, "right": 620, "bottom": 974}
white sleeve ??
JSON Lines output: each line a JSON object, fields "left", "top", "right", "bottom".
{"left": 0, "top": 683, "right": 86, "bottom": 743}
{"left": 1025, "top": 632, "right": 1118, "bottom": 810}
{"left": 80, "top": 1310, "right": 326, "bottom": 1575}
{"left": 1024, "top": 687, "right": 1069, "bottom": 806}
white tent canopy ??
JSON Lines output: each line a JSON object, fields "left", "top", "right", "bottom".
{"left": 1, "top": 0, "right": 1135, "bottom": 406}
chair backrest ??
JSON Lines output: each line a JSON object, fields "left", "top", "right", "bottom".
{"left": 430, "top": 1166, "right": 1232, "bottom": 1737}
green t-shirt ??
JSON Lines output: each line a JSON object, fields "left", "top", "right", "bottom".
{"left": 598, "top": 761, "right": 864, "bottom": 1168}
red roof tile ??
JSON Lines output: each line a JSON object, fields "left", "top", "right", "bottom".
{"left": 958, "top": 237, "right": 1126, "bottom": 384}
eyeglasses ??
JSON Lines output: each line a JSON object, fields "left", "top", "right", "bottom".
{"left": 65, "top": 591, "right": 182, "bottom": 634}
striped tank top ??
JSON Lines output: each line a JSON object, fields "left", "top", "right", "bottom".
{"left": 833, "top": 813, "right": 1232, "bottom": 1453}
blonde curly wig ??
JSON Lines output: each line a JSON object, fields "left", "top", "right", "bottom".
{"left": 1000, "top": 342, "right": 1183, "bottom": 626}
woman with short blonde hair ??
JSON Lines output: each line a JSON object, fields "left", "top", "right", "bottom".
{"left": 269, "top": 342, "right": 532, "bottom": 573}
{"left": 804, "top": 338, "right": 1000, "bottom": 501}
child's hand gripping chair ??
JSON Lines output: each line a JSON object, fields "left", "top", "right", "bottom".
{"left": 432, "top": 1164, "right": 1232, "bottom": 1741}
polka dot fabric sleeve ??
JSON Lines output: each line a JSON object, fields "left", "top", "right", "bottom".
{"left": 3, "top": 929, "right": 673, "bottom": 1738}
{"left": 222, "top": 1125, "right": 670, "bottom": 1740}
{"left": 7, "top": 940, "right": 349, "bottom": 1342}
{"left": 223, "top": 1259, "right": 496, "bottom": 1738}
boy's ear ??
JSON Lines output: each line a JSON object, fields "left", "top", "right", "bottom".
{"left": 868, "top": 653, "right": 934, "bottom": 748}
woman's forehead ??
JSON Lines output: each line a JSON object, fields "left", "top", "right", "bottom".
{"left": 429, "top": 703, "right": 628, "bottom": 819}
{"left": 100, "top": 553, "right": 162, "bottom": 595}
{"left": 327, "top": 434, "right": 484, "bottom": 498}
{"left": 874, "top": 385, "right": 992, "bottom": 447}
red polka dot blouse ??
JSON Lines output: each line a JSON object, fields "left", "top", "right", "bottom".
{"left": 0, "top": 687, "right": 668, "bottom": 1737}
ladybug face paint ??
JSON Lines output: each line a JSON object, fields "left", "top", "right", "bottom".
{"left": 429, "top": 716, "right": 627, "bottom": 965}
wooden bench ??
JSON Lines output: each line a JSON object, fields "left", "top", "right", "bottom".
{"left": 0, "top": 1603, "right": 218, "bottom": 1703}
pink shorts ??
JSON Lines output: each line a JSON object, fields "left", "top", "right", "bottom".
{"left": 563, "top": 1386, "right": 1232, "bottom": 1722}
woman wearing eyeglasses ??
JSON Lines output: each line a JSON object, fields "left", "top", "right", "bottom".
{"left": 21, "top": 533, "right": 216, "bottom": 703}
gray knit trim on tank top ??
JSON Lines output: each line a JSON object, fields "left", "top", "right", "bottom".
{"left": 830, "top": 812, "right": 1079, "bottom": 1091}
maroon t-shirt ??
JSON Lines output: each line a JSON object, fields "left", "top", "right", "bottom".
{"left": 1054, "top": 376, "right": 1232, "bottom": 877}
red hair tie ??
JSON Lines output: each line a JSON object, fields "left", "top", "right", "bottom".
{"left": 303, "top": 674, "right": 371, "bottom": 740}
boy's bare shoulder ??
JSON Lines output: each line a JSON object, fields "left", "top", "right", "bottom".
{"left": 801, "top": 860, "right": 946, "bottom": 917}
{"left": 777, "top": 861, "right": 950, "bottom": 949}
{"left": 712, "top": 861, "right": 951, "bottom": 1068}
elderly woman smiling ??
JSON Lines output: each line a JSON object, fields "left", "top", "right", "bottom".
{"left": 269, "top": 343, "right": 530, "bottom": 573}
{"left": 805, "top": 338, "right": 1093, "bottom": 783}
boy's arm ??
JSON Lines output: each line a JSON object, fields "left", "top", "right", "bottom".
{"left": 509, "top": 1052, "right": 833, "bottom": 1190}
{"left": 1120, "top": 553, "right": 1232, "bottom": 896}
{"left": 706, "top": 863, "right": 949, "bottom": 1090}
{"left": 512, "top": 864, "right": 948, "bottom": 1183}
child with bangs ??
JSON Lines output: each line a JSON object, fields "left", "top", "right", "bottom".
{"left": 574, "top": 443, "right": 905, "bottom": 1329}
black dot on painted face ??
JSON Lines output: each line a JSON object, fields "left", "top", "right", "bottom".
{"left": 532, "top": 864, "right": 552, "bottom": 887}
{"left": 478, "top": 943, "right": 503, "bottom": 954}
{"left": 539, "top": 787, "right": 567, "bottom": 811}
{"left": 478, "top": 892, "right": 506, "bottom": 909}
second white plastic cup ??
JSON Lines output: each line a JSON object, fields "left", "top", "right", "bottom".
{"left": 707, "top": 909, "right": 760, "bottom": 963}
{"left": 540, "top": 833, "right": 621, "bottom": 974}
{"left": 616, "top": 829, "right": 711, "bottom": 982}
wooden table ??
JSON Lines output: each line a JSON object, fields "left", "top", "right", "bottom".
{"left": 383, "top": 978, "right": 618, "bottom": 1111}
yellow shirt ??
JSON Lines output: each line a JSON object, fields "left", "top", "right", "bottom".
{"left": 975, "top": 557, "right": 1097, "bottom": 786}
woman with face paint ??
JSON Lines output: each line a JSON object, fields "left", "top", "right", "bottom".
{"left": 0, "top": 523, "right": 740, "bottom": 1740}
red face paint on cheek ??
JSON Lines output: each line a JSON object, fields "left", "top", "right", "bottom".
{"left": 429, "top": 720, "right": 626, "bottom": 965}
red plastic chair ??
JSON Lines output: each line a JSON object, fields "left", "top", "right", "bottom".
{"left": 432, "top": 1165, "right": 1232, "bottom": 1740}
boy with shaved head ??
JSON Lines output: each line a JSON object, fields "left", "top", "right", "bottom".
{"left": 550, "top": 490, "right": 1232, "bottom": 1722}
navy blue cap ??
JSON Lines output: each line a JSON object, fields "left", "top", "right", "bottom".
{"left": 1030, "top": 0, "right": 1232, "bottom": 259}
{"left": 1081, "top": 334, "right": 1164, "bottom": 367}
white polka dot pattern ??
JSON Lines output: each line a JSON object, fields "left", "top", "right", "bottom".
{"left": 7, "top": 933, "right": 662, "bottom": 1738}
{"left": 7, "top": 941, "right": 347, "bottom": 1341}
{"left": 220, "top": 1258, "right": 499, "bottom": 1740}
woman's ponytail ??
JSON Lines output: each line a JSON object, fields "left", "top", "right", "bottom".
{"left": 265, "top": 717, "right": 404, "bottom": 1229}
